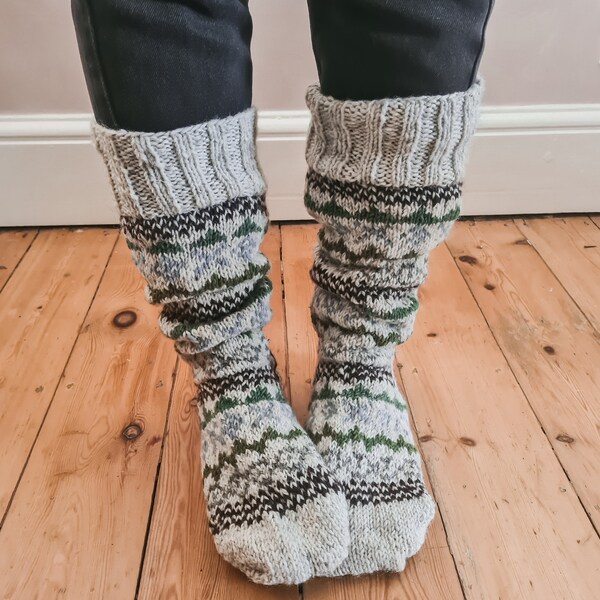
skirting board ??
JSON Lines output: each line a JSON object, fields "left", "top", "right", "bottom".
{"left": 1, "top": 105, "right": 599, "bottom": 226}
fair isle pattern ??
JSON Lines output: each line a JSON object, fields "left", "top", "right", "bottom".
{"left": 304, "top": 82, "right": 482, "bottom": 576}
{"left": 93, "top": 110, "right": 349, "bottom": 585}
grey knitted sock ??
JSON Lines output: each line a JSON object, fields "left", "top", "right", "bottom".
{"left": 303, "top": 82, "right": 483, "bottom": 576}
{"left": 93, "top": 110, "right": 349, "bottom": 585}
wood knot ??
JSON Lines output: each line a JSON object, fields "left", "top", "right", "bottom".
{"left": 122, "top": 423, "right": 143, "bottom": 441}
{"left": 459, "top": 437, "right": 476, "bottom": 447}
{"left": 543, "top": 345, "right": 555, "bottom": 355}
{"left": 419, "top": 435, "right": 434, "bottom": 443}
{"left": 426, "top": 332, "right": 437, "bottom": 338}
{"left": 113, "top": 310, "right": 137, "bottom": 329}
{"left": 484, "top": 283, "right": 496, "bottom": 291}
{"left": 458, "top": 255, "right": 478, "bottom": 266}
{"left": 556, "top": 433, "right": 574, "bottom": 444}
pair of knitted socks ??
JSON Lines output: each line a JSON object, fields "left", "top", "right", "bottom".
{"left": 93, "top": 81, "right": 482, "bottom": 585}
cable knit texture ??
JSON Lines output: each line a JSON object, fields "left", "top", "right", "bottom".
{"left": 304, "top": 82, "right": 482, "bottom": 576}
{"left": 93, "top": 109, "right": 349, "bottom": 585}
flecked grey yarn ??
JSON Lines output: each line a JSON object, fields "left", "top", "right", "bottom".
{"left": 93, "top": 109, "right": 350, "bottom": 585}
{"left": 303, "top": 81, "right": 483, "bottom": 576}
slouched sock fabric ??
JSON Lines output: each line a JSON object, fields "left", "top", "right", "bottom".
{"left": 93, "top": 109, "right": 349, "bottom": 585}
{"left": 303, "top": 82, "right": 483, "bottom": 576}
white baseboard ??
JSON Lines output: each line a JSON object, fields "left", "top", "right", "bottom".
{"left": 1, "top": 105, "right": 599, "bottom": 226}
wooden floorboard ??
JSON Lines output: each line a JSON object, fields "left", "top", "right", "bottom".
{"left": 137, "top": 227, "right": 300, "bottom": 600}
{"left": 515, "top": 217, "right": 600, "bottom": 333}
{"left": 1, "top": 220, "right": 599, "bottom": 598}
{"left": 398, "top": 241, "right": 600, "bottom": 599}
{"left": 0, "top": 236, "right": 176, "bottom": 598}
{"left": 0, "top": 228, "right": 117, "bottom": 521}
{"left": 447, "top": 219, "right": 600, "bottom": 532}
{"left": 282, "top": 225, "right": 465, "bottom": 600}
{"left": 0, "top": 228, "right": 37, "bottom": 292}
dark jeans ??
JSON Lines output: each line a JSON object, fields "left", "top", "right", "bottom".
{"left": 72, "top": 0, "right": 494, "bottom": 132}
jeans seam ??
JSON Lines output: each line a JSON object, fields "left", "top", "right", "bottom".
{"left": 79, "top": 0, "right": 118, "bottom": 127}
{"left": 469, "top": 0, "right": 495, "bottom": 86}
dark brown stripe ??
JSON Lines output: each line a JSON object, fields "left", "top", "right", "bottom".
{"left": 121, "top": 194, "right": 266, "bottom": 244}
{"left": 208, "top": 465, "right": 342, "bottom": 535}
{"left": 311, "top": 260, "right": 416, "bottom": 306}
{"left": 314, "top": 361, "right": 396, "bottom": 387}
{"left": 345, "top": 477, "right": 426, "bottom": 507}
{"left": 306, "top": 169, "right": 461, "bottom": 208}
{"left": 199, "top": 366, "right": 280, "bottom": 403}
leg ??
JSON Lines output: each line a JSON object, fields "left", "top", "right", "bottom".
{"left": 71, "top": 0, "right": 253, "bottom": 130}
{"left": 72, "top": 0, "right": 349, "bottom": 583}
{"left": 308, "top": 0, "right": 494, "bottom": 99}
{"left": 305, "top": 0, "right": 493, "bottom": 576}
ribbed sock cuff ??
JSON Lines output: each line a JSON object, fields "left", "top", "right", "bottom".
{"left": 93, "top": 108, "right": 265, "bottom": 220}
{"left": 305, "top": 80, "right": 483, "bottom": 188}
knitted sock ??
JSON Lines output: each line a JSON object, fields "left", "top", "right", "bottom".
{"left": 303, "top": 82, "right": 483, "bottom": 576}
{"left": 93, "top": 110, "right": 349, "bottom": 585}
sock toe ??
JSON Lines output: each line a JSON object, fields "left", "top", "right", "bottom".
{"left": 332, "top": 491, "right": 435, "bottom": 576}
{"left": 214, "top": 489, "right": 349, "bottom": 585}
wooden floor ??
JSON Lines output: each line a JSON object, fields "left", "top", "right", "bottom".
{"left": 1, "top": 217, "right": 600, "bottom": 599}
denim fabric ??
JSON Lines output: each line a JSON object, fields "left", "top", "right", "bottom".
{"left": 72, "top": 0, "right": 253, "bottom": 131}
{"left": 307, "top": 0, "right": 494, "bottom": 100}
{"left": 72, "top": 0, "right": 493, "bottom": 132}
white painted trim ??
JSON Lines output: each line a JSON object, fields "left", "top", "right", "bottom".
{"left": 1, "top": 105, "right": 599, "bottom": 226}
{"left": 2, "top": 104, "right": 600, "bottom": 139}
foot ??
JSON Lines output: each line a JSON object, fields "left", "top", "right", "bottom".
{"left": 198, "top": 333, "right": 350, "bottom": 585}
{"left": 306, "top": 360, "right": 435, "bottom": 576}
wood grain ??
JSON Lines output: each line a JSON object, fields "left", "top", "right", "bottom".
{"left": 399, "top": 241, "right": 600, "bottom": 599}
{"left": 0, "top": 228, "right": 37, "bottom": 291}
{"left": 515, "top": 217, "right": 600, "bottom": 333}
{"left": 281, "top": 224, "right": 464, "bottom": 600}
{"left": 280, "top": 225, "right": 319, "bottom": 425}
{"left": 137, "top": 226, "right": 300, "bottom": 600}
{"left": 0, "top": 228, "right": 117, "bottom": 520}
{"left": 0, "top": 235, "right": 176, "bottom": 599}
{"left": 3, "top": 220, "right": 600, "bottom": 598}
{"left": 447, "top": 219, "right": 600, "bottom": 531}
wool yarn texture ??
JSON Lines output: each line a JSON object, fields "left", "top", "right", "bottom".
{"left": 93, "top": 109, "right": 350, "bottom": 585}
{"left": 303, "top": 81, "right": 483, "bottom": 576}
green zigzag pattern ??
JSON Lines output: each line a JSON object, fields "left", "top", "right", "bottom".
{"left": 310, "top": 423, "right": 417, "bottom": 455}
{"left": 313, "top": 383, "right": 407, "bottom": 412}
{"left": 127, "top": 218, "right": 264, "bottom": 256}
{"left": 202, "top": 385, "right": 287, "bottom": 429}
{"left": 203, "top": 427, "right": 305, "bottom": 481}
{"left": 313, "top": 314, "right": 408, "bottom": 347}
{"left": 305, "top": 193, "right": 460, "bottom": 226}
{"left": 320, "top": 236, "right": 420, "bottom": 262}
{"left": 148, "top": 262, "right": 270, "bottom": 303}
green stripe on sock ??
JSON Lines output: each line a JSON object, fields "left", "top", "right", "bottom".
{"left": 311, "top": 423, "right": 417, "bottom": 455}
{"left": 375, "top": 296, "right": 419, "bottom": 321}
{"left": 127, "top": 218, "right": 265, "bottom": 256}
{"left": 203, "top": 427, "right": 305, "bottom": 481}
{"left": 320, "top": 236, "right": 421, "bottom": 263}
{"left": 314, "top": 316, "right": 407, "bottom": 347}
{"left": 202, "top": 386, "right": 287, "bottom": 429}
{"left": 233, "top": 217, "right": 266, "bottom": 238}
{"left": 313, "top": 383, "right": 407, "bottom": 412}
{"left": 149, "top": 262, "right": 270, "bottom": 303}
{"left": 305, "top": 193, "right": 460, "bottom": 226}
